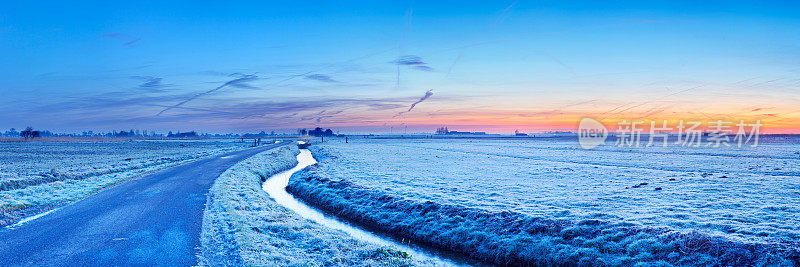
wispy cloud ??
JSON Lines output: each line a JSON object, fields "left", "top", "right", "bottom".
{"left": 101, "top": 32, "right": 141, "bottom": 46}
{"left": 230, "top": 98, "right": 414, "bottom": 121}
{"left": 155, "top": 74, "right": 258, "bottom": 116}
{"left": 130, "top": 76, "right": 168, "bottom": 91}
{"left": 305, "top": 74, "right": 339, "bottom": 83}
{"left": 492, "top": 1, "right": 517, "bottom": 27}
{"left": 123, "top": 38, "right": 141, "bottom": 46}
{"left": 391, "top": 55, "right": 434, "bottom": 72}
{"left": 413, "top": 65, "right": 433, "bottom": 72}
{"left": 300, "top": 110, "right": 345, "bottom": 123}
{"left": 395, "top": 90, "right": 434, "bottom": 117}
{"left": 392, "top": 55, "right": 426, "bottom": 65}
{"left": 138, "top": 77, "right": 162, "bottom": 88}
{"left": 24, "top": 91, "right": 423, "bottom": 130}
{"left": 368, "top": 103, "right": 405, "bottom": 110}
{"left": 408, "top": 90, "right": 434, "bottom": 112}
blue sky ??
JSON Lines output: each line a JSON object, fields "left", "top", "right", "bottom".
{"left": 1, "top": 1, "right": 799, "bottom": 133}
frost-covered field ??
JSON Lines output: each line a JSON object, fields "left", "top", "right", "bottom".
{"left": 0, "top": 139, "right": 250, "bottom": 226}
{"left": 288, "top": 137, "right": 800, "bottom": 265}
{"left": 201, "top": 144, "right": 420, "bottom": 266}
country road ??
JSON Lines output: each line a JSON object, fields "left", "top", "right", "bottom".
{"left": 0, "top": 141, "right": 289, "bottom": 266}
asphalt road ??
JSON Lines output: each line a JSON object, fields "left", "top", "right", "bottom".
{"left": 0, "top": 141, "right": 289, "bottom": 266}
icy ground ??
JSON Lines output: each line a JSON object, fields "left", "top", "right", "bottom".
{"left": 312, "top": 137, "right": 800, "bottom": 245}
{"left": 0, "top": 139, "right": 251, "bottom": 226}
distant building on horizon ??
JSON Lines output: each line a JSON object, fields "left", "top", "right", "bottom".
{"left": 435, "top": 127, "right": 487, "bottom": 135}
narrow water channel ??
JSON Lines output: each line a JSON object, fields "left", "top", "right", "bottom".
{"left": 262, "top": 147, "right": 481, "bottom": 266}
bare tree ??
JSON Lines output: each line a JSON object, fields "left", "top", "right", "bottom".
{"left": 20, "top": 126, "right": 34, "bottom": 140}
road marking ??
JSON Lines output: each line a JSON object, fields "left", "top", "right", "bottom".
{"left": 7, "top": 208, "right": 60, "bottom": 229}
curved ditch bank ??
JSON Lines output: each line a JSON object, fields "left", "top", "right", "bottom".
{"left": 263, "top": 148, "right": 482, "bottom": 266}
{"left": 201, "top": 145, "right": 419, "bottom": 266}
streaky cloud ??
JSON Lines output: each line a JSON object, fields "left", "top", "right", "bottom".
{"left": 395, "top": 89, "right": 434, "bottom": 117}
{"left": 408, "top": 90, "right": 434, "bottom": 112}
{"left": 392, "top": 55, "right": 433, "bottom": 72}
{"left": 300, "top": 110, "right": 344, "bottom": 123}
{"left": 101, "top": 32, "right": 141, "bottom": 46}
{"left": 155, "top": 74, "right": 258, "bottom": 116}
{"left": 413, "top": 65, "right": 434, "bottom": 71}
{"left": 391, "top": 55, "right": 426, "bottom": 66}
{"left": 305, "top": 74, "right": 339, "bottom": 83}
{"left": 123, "top": 38, "right": 141, "bottom": 46}
{"left": 130, "top": 76, "right": 166, "bottom": 90}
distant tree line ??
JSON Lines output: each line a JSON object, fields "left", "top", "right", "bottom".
{"left": 298, "top": 127, "right": 336, "bottom": 137}
{"left": 1, "top": 127, "right": 310, "bottom": 139}
{"left": 167, "top": 131, "right": 198, "bottom": 138}
{"left": 241, "top": 130, "right": 278, "bottom": 138}
{"left": 1, "top": 128, "right": 167, "bottom": 138}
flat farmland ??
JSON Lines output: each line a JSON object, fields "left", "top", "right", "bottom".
{"left": 0, "top": 139, "right": 250, "bottom": 226}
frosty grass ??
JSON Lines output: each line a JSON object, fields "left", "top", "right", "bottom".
{"left": 287, "top": 137, "right": 799, "bottom": 266}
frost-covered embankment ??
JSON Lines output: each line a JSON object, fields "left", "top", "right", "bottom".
{"left": 287, "top": 146, "right": 799, "bottom": 266}
{"left": 200, "top": 145, "right": 417, "bottom": 266}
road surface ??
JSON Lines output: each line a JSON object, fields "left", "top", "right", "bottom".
{"left": 0, "top": 141, "right": 289, "bottom": 266}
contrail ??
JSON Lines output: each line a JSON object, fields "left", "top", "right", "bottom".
{"left": 598, "top": 84, "right": 705, "bottom": 120}
{"left": 267, "top": 47, "right": 394, "bottom": 88}
{"left": 397, "top": 8, "right": 413, "bottom": 89}
{"left": 102, "top": 33, "right": 142, "bottom": 46}
{"left": 492, "top": 1, "right": 517, "bottom": 27}
{"left": 123, "top": 38, "right": 141, "bottom": 46}
{"left": 395, "top": 89, "right": 433, "bottom": 117}
{"left": 155, "top": 74, "right": 257, "bottom": 116}
{"left": 446, "top": 53, "right": 463, "bottom": 77}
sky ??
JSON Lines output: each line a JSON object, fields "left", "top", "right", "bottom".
{"left": 1, "top": 1, "right": 799, "bottom": 134}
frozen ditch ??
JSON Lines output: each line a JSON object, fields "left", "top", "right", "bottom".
{"left": 262, "top": 148, "right": 478, "bottom": 266}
